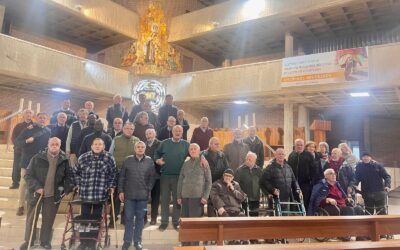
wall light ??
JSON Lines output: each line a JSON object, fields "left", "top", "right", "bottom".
{"left": 242, "top": 0, "right": 266, "bottom": 19}
{"left": 52, "top": 87, "right": 71, "bottom": 93}
{"left": 350, "top": 92, "right": 369, "bottom": 97}
{"left": 233, "top": 100, "right": 248, "bottom": 104}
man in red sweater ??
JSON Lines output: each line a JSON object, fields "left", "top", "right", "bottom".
{"left": 190, "top": 117, "right": 213, "bottom": 151}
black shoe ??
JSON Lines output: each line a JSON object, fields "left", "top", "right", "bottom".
{"left": 9, "top": 184, "right": 19, "bottom": 189}
{"left": 16, "top": 207, "right": 24, "bottom": 216}
{"left": 134, "top": 242, "right": 143, "bottom": 250}
{"left": 159, "top": 224, "right": 168, "bottom": 231}
{"left": 339, "top": 236, "right": 351, "bottom": 242}
{"left": 173, "top": 224, "right": 180, "bottom": 231}
{"left": 122, "top": 242, "right": 131, "bottom": 250}
{"left": 150, "top": 219, "right": 156, "bottom": 225}
{"left": 40, "top": 243, "right": 52, "bottom": 249}
{"left": 108, "top": 221, "right": 114, "bottom": 229}
{"left": 356, "top": 236, "right": 369, "bottom": 241}
{"left": 19, "top": 242, "right": 33, "bottom": 250}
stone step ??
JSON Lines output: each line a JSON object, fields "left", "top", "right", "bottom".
{"left": 0, "top": 167, "right": 12, "bottom": 177}
{"left": 0, "top": 176, "right": 12, "bottom": 186}
{"left": 0, "top": 186, "right": 18, "bottom": 198}
{"left": 0, "top": 159, "right": 13, "bottom": 168}
{"left": 0, "top": 197, "right": 19, "bottom": 209}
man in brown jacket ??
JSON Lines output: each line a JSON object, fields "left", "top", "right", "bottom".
{"left": 223, "top": 129, "right": 250, "bottom": 171}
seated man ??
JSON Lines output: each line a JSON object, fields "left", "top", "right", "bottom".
{"left": 210, "top": 168, "right": 247, "bottom": 217}
{"left": 309, "top": 168, "right": 363, "bottom": 217}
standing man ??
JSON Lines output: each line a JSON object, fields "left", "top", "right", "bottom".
{"left": 176, "top": 110, "right": 190, "bottom": 141}
{"left": 154, "top": 125, "right": 189, "bottom": 231}
{"left": 73, "top": 138, "right": 117, "bottom": 250}
{"left": 47, "top": 112, "right": 69, "bottom": 152}
{"left": 106, "top": 94, "right": 129, "bottom": 129}
{"left": 84, "top": 101, "right": 98, "bottom": 118}
{"left": 119, "top": 141, "right": 155, "bottom": 250}
{"left": 190, "top": 117, "right": 214, "bottom": 151}
{"left": 158, "top": 94, "right": 178, "bottom": 129}
{"left": 133, "top": 111, "right": 154, "bottom": 142}
{"left": 51, "top": 99, "right": 76, "bottom": 126}
{"left": 235, "top": 152, "right": 263, "bottom": 217}
{"left": 77, "top": 114, "right": 96, "bottom": 157}
{"left": 223, "top": 129, "right": 250, "bottom": 171}
{"left": 157, "top": 116, "right": 176, "bottom": 141}
{"left": 144, "top": 101, "right": 158, "bottom": 129}
{"left": 79, "top": 119, "right": 112, "bottom": 156}
{"left": 66, "top": 108, "right": 88, "bottom": 167}
{"left": 145, "top": 128, "right": 161, "bottom": 225}
{"left": 243, "top": 126, "right": 265, "bottom": 168}
{"left": 108, "top": 122, "right": 139, "bottom": 227}
{"left": 10, "top": 109, "right": 33, "bottom": 189}
{"left": 355, "top": 153, "right": 391, "bottom": 215}
{"left": 107, "top": 117, "right": 123, "bottom": 139}
{"left": 14, "top": 112, "right": 51, "bottom": 216}
{"left": 20, "top": 137, "right": 74, "bottom": 250}
{"left": 287, "top": 138, "right": 315, "bottom": 211}
{"left": 129, "top": 93, "right": 147, "bottom": 122}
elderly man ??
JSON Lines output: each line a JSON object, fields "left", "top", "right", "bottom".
{"left": 20, "top": 137, "right": 73, "bottom": 250}
{"left": 223, "top": 129, "right": 250, "bottom": 171}
{"left": 157, "top": 116, "right": 176, "bottom": 141}
{"left": 133, "top": 111, "right": 154, "bottom": 142}
{"left": 15, "top": 112, "right": 51, "bottom": 216}
{"left": 106, "top": 94, "right": 129, "bottom": 129}
{"left": 145, "top": 128, "right": 161, "bottom": 225}
{"left": 287, "top": 138, "right": 316, "bottom": 211}
{"left": 79, "top": 119, "right": 112, "bottom": 156}
{"left": 210, "top": 168, "right": 247, "bottom": 217}
{"left": 190, "top": 117, "right": 214, "bottom": 151}
{"left": 243, "top": 126, "right": 265, "bottom": 168}
{"left": 66, "top": 108, "right": 88, "bottom": 167}
{"left": 177, "top": 143, "right": 212, "bottom": 246}
{"left": 176, "top": 110, "right": 190, "bottom": 141}
{"left": 84, "top": 101, "right": 98, "bottom": 118}
{"left": 77, "top": 114, "right": 97, "bottom": 157}
{"left": 51, "top": 99, "right": 76, "bottom": 126}
{"left": 158, "top": 94, "right": 178, "bottom": 128}
{"left": 107, "top": 117, "right": 123, "bottom": 139}
{"left": 128, "top": 93, "right": 147, "bottom": 122}
{"left": 355, "top": 153, "right": 391, "bottom": 215}
{"left": 154, "top": 125, "right": 189, "bottom": 231}
{"left": 10, "top": 109, "right": 34, "bottom": 189}
{"left": 47, "top": 112, "right": 69, "bottom": 152}
{"left": 235, "top": 152, "right": 263, "bottom": 217}
{"left": 144, "top": 101, "right": 158, "bottom": 129}
{"left": 74, "top": 138, "right": 117, "bottom": 250}
{"left": 260, "top": 148, "right": 301, "bottom": 210}
{"left": 119, "top": 141, "right": 155, "bottom": 250}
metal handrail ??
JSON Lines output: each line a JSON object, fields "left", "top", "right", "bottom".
{"left": 0, "top": 109, "right": 23, "bottom": 124}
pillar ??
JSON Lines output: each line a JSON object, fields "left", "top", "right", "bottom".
{"left": 223, "top": 109, "right": 230, "bottom": 128}
{"left": 0, "top": 5, "right": 5, "bottom": 32}
{"left": 298, "top": 105, "right": 310, "bottom": 141}
{"left": 285, "top": 31, "right": 294, "bottom": 57}
{"left": 284, "top": 102, "right": 294, "bottom": 156}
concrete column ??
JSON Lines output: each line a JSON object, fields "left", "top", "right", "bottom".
{"left": 298, "top": 105, "right": 310, "bottom": 141}
{"left": 285, "top": 31, "right": 294, "bottom": 57}
{"left": 0, "top": 5, "right": 5, "bottom": 32}
{"left": 223, "top": 109, "right": 230, "bottom": 128}
{"left": 284, "top": 102, "right": 294, "bottom": 156}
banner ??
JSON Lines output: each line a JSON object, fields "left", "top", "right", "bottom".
{"left": 281, "top": 47, "right": 369, "bottom": 87}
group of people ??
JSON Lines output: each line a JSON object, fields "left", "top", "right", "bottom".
{"left": 9, "top": 93, "right": 392, "bottom": 250}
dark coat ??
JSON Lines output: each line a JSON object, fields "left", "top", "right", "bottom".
{"left": 106, "top": 129, "right": 123, "bottom": 139}
{"left": 145, "top": 139, "right": 161, "bottom": 176}
{"left": 308, "top": 179, "right": 346, "bottom": 215}
{"left": 158, "top": 104, "right": 178, "bottom": 128}
{"left": 210, "top": 179, "right": 247, "bottom": 213}
{"left": 25, "top": 149, "right": 74, "bottom": 205}
{"left": 79, "top": 132, "right": 112, "bottom": 156}
{"left": 106, "top": 104, "right": 129, "bottom": 128}
{"left": 128, "top": 105, "right": 144, "bottom": 122}
{"left": 157, "top": 126, "right": 173, "bottom": 141}
{"left": 47, "top": 124, "right": 70, "bottom": 152}
{"left": 223, "top": 140, "right": 250, "bottom": 171}
{"left": 51, "top": 109, "right": 76, "bottom": 126}
{"left": 355, "top": 161, "right": 391, "bottom": 195}
{"left": 177, "top": 119, "right": 190, "bottom": 141}
{"left": 337, "top": 162, "right": 356, "bottom": 194}
{"left": 11, "top": 121, "right": 33, "bottom": 152}
{"left": 235, "top": 164, "right": 263, "bottom": 202}
{"left": 191, "top": 127, "right": 214, "bottom": 151}
{"left": 133, "top": 123, "right": 154, "bottom": 142}
{"left": 202, "top": 149, "right": 229, "bottom": 183}
{"left": 243, "top": 136, "right": 265, "bottom": 168}
{"left": 287, "top": 150, "right": 316, "bottom": 185}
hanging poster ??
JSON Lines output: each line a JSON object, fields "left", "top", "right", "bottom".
{"left": 281, "top": 47, "right": 368, "bottom": 87}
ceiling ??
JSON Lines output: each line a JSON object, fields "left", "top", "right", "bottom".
{"left": 174, "top": 0, "right": 400, "bottom": 65}
{"left": 0, "top": 0, "right": 133, "bottom": 53}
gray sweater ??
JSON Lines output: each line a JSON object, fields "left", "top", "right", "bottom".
{"left": 118, "top": 155, "right": 156, "bottom": 200}
{"left": 177, "top": 158, "right": 212, "bottom": 200}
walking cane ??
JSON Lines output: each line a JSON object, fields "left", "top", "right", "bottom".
{"left": 28, "top": 193, "right": 43, "bottom": 250}
{"left": 110, "top": 191, "right": 118, "bottom": 248}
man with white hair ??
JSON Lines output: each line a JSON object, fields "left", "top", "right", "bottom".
{"left": 190, "top": 117, "right": 214, "bottom": 151}
{"left": 66, "top": 108, "right": 88, "bottom": 167}
{"left": 47, "top": 112, "right": 69, "bottom": 152}
{"left": 243, "top": 126, "right": 265, "bottom": 168}
{"left": 158, "top": 116, "right": 176, "bottom": 141}
{"left": 235, "top": 152, "right": 263, "bottom": 218}
{"left": 84, "top": 101, "right": 98, "bottom": 118}
{"left": 176, "top": 110, "right": 190, "bottom": 141}
{"left": 223, "top": 129, "right": 250, "bottom": 171}
{"left": 51, "top": 99, "right": 76, "bottom": 126}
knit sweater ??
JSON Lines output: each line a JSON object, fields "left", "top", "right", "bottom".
{"left": 177, "top": 158, "right": 212, "bottom": 200}
{"left": 154, "top": 138, "right": 189, "bottom": 175}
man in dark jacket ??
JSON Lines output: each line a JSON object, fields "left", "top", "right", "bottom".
{"left": 107, "top": 117, "right": 123, "bottom": 139}
{"left": 10, "top": 109, "right": 33, "bottom": 189}
{"left": 76, "top": 114, "right": 96, "bottom": 157}
{"left": 119, "top": 141, "right": 155, "bottom": 250}
{"left": 79, "top": 119, "right": 112, "bottom": 156}
{"left": 50, "top": 99, "right": 76, "bottom": 126}
{"left": 66, "top": 108, "right": 88, "bottom": 167}
{"left": 176, "top": 110, "right": 190, "bottom": 141}
{"left": 106, "top": 94, "right": 129, "bottom": 129}
{"left": 158, "top": 94, "right": 178, "bottom": 129}
{"left": 15, "top": 112, "right": 51, "bottom": 216}
{"left": 47, "top": 112, "right": 69, "bottom": 152}
{"left": 191, "top": 117, "right": 213, "bottom": 151}
{"left": 157, "top": 116, "right": 176, "bottom": 141}
{"left": 287, "top": 138, "right": 315, "bottom": 211}
{"left": 128, "top": 93, "right": 147, "bottom": 122}
{"left": 20, "top": 137, "right": 74, "bottom": 250}
{"left": 260, "top": 148, "right": 301, "bottom": 207}
{"left": 355, "top": 153, "right": 391, "bottom": 215}
{"left": 243, "top": 126, "right": 265, "bottom": 168}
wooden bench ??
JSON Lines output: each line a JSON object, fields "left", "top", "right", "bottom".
{"left": 179, "top": 215, "right": 400, "bottom": 245}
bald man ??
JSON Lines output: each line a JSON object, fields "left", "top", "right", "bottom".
{"left": 223, "top": 129, "right": 250, "bottom": 171}
{"left": 47, "top": 112, "right": 70, "bottom": 152}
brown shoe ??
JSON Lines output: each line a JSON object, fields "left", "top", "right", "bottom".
{"left": 16, "top": 207, "right": 24, "bottom": 216}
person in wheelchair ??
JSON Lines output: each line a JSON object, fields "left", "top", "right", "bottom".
{"left": 210, "top": 168, "right": 247, "bottom": 217}
{"left": 309, "top": 168, "right": 363, "bottom": 217}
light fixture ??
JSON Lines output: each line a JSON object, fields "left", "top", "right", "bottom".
{"left": 350, "top": 92, "right": 369, "bottom": 97}
{"left": 242, "top": 0, "right": 266, "bottom": 19}
{"left": 52, "top": 87, "right": 70, "bottom": 93}
{"left": 233, "top": 100, "right": 248, "bottom": 104}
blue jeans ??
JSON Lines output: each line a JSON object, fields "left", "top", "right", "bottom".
{"left": 123, "top": 199, "right": 147, "bottom": 243}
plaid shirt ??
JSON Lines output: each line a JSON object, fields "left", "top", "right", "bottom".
{"left": 74, "top": 150, "right": 117, "bottom": 201}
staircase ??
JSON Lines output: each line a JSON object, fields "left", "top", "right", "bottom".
{"left": 0, "top": 146, "right": 18, "bottom": 209}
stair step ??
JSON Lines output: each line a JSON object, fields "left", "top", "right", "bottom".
{"left": 0, "top": 176, "right": 12, "bottom": 186}
{"left": 0, "top": 159, "right": 13, "bottom": 168}
{"left": 0, "top": 167, "right": 12, "bottom": 177}
{"left": 0, "top": 186, "right": 18, "bottom": 198}
{"left": 0, "top": 197, "right": 19, "bottom": 209}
